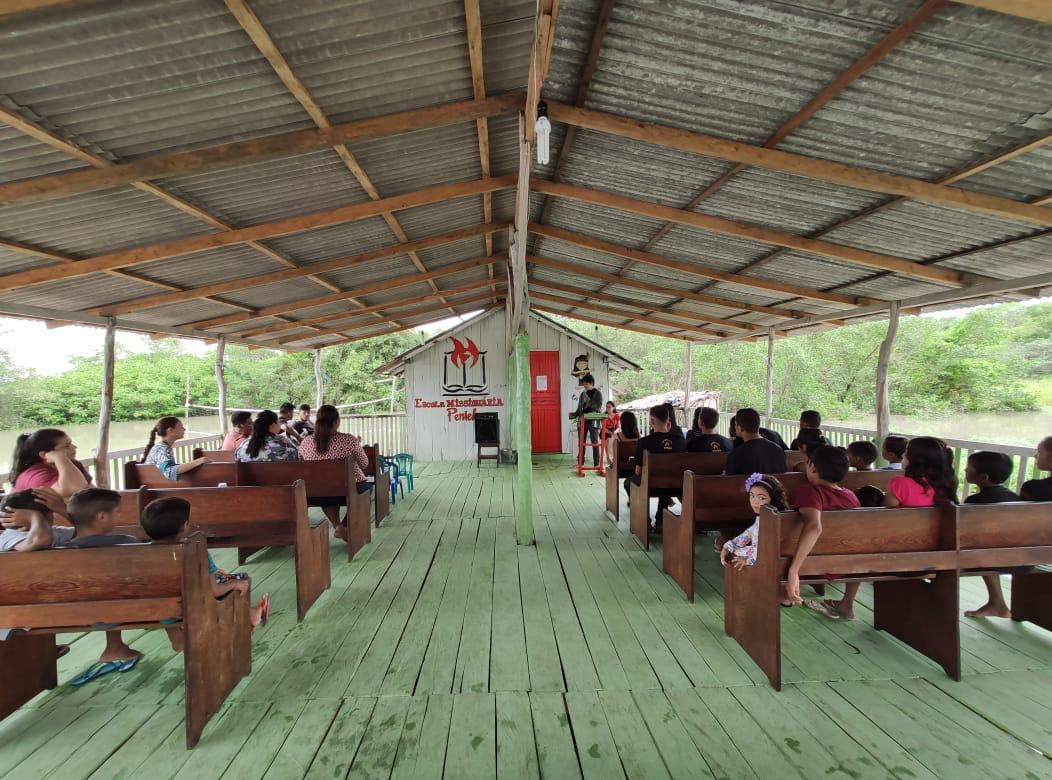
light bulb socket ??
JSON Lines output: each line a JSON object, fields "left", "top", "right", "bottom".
{"left": 537, "top": 100, "right": 548, "bottom": 119}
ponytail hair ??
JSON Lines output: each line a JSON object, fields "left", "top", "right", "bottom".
{"left": 313, "top": 405, "right": 339, "bottom": 455}
{"left": 141, "top": 416, "right": 181, "bottom": 463}
{"left": 246, "top": 410, "right": 278, "bottom": 459}
{"left": 10, "top": 428, "right": 67, "bottom": 483}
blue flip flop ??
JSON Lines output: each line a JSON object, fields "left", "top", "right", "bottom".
{"left": 69, "top": 656, "right": 141, "bottom": 686}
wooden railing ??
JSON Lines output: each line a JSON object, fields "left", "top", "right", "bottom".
{"left": 340, "top": 413, "right": 408, "bottom": 456}
{"left": 766, "top": 417, "right": 1041, "bottom": 500}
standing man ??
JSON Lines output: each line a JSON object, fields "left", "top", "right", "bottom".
{"left": 569, "top": 374, "right": 603, "bottom": 467}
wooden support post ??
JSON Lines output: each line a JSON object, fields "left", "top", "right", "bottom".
{"left": 313, "top": 348, "right": 324, "bottom": 408}
{"left": 507, "top": 341, "right": 518, "bottom": 451}
{"left": 514, "top": 330, "right": 533, "bottom": 545}
{"left": 184, "top": 375, "right": 191, "bottom": 425}
{"left": 94, "top": 318, "right": 116, "bottom": 488}
{"left": 215, "top": 335, "right": 228, "bottom": 435}
{"left": 765, "top": 327, "right": 776, "bottom": 427}
{"left": 876, "top": 301, "right": 900, "bottom": 450}
{"left": 388, "top": 376, "right": 396, "bottom": 413}
{"left": 684, "top": 340, "right": 693, "bottom": 429}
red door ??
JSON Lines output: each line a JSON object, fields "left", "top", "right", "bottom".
{"left": 530, "top": 351, "right": 562, "bottom": 453}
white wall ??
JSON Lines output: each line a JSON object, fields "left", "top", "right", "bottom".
{"left": 402, "top": 311, "right": 613, "bottom": 461}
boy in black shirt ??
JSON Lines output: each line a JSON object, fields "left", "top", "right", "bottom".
{"left": 729, "top": 414, "right": 788, "bottom": 450}
{"left": 569, "top": 374, "right": 604, "bottom": 467}
{"left": 725, "top": 409, "right": 787, "bottom": 475}
{"left": 686, "top": 407, "right": 733, "bottom": 453}
{"left": 1020, "top": 436, "right": 1052, "bottom": 501}
{"left": 624, "top": 404, "right": 685, "bottom": 530}
{"left": 789, "top": 410, "right": 822, "bottom": 450}
{"left": 963, "top": 451, "right": 1021, "bottom": 619}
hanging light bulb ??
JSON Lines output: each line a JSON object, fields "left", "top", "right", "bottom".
{"left": 535, "top": 100, "right": 551, "bottom": 165}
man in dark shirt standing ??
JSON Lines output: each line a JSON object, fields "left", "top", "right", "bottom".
{"left": 725, "top": 408, "right": 788, "bottom": 475}
{"left": 569, "top": 374, "right": 604, "bottom": 467}
{"left": 686, "top": 407, "right": 733, "bottom": 453}
{"left": 624, "top": 404, "right": 685, "bottom": 529}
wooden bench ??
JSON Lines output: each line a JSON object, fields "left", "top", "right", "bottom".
{"left": 958, "top": 501, "right": 1052, "bottom": 632}
{"left": 192, "top": 448, "right": 237, "bottom": 461}
{"left": 129, "top": 480, "right": 330, "bottom": 621}
{"left": 604, "top": 437, "right": 638, "bottom": 522}
{"left": 629, "top": 451, "right": 727, "bottom": 550}
{"left": 0, "top": 532, "right": 250, "bottom": 747}
{"left": 663, "top": 470, "right": 898, "bottom": 601}
{"left": 125, "top": 461, "right": 238, "bottom": 489}
{"left": 785, "top": 450, "right": 807, "bottom": 471}
{"left": 363, "top": 443, "right": 391, "bottom": 527}
{"left": 724, "top": 504, "right": 960, "bottom": 690}
{"left": 234, "top": 461, "right": 370, "bottom": 563}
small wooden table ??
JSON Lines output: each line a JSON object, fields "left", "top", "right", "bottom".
{"left": 576, "top": 412, "right": 607, "bottom": 477}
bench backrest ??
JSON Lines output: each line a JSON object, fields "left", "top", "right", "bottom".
{"left": 363, "top": 444, "right": 380, "bottom": 477}
{"left": 958, "top": 501, "right": 1052, "bottom": 568}
{"left": 612, "top": 437, "right": 638, "bottom": 477}
{"left": 236, "top": 459, "right": 353, "bottom": 499}
{"left": 640, "top": 451, "right": 726, "bottom": 490}
{"left": 0, "top": 533, "right": 209, "bottom": 629}
{"left": 125, "top": 462, "right": 238, "bottom": 489}
{"left": 193, "top": 448, "right": 237, "bottom": 462}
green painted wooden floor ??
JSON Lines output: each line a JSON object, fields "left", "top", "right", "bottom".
{"left": 4, "top": 457, "right": 1052, "bottom": 779}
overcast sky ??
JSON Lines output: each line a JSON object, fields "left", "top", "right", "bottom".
{"left": 0, "top": 311, "right": 481, "bottom": 375}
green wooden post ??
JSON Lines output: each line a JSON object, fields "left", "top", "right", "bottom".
{"left": 507, "top": 347, "right": 517, "bottom": 450}
{"left": 514, "top": 331, "right": 533, "bottom": 545}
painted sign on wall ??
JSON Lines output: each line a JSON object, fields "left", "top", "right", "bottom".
{"left": 443, "top": 336, "right": 487, "bottom": 396}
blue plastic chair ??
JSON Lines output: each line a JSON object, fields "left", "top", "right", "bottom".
{"left": 394, "top": 453, "right": 414, "bottom": 492}
{"left": 380, "top": 456, "right": 404, "bottom": 503}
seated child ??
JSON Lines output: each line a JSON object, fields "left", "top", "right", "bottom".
{"left": 847, "top": 440, "right": 878, "bottom": 471}
{"left": 881, "top": 435, "right": 907, "bottom": 470}
{"left": 0, "top": 488, "right": 73, "bottom": 551}
{"left": 1020, "top": 436, "right": 1052, "bottom": 501}
{"left": 853, "top": 485, "right": 885, "bottom": 507}
{"left": 792, "top": 429, "right": 829, "bottom": 471}
{"left": 140, "top": 497, "right": 270, "bottom": 651}
{"left": 818, "top": 436, "right": 956, "bottom": 620}
{"left": 963, "top": 451, "right": 1020, "bottom": 620}
{"left": 720, "top": 474, "right": 788, "bottom": 569}
{"left": 785, "top": 446, "right": 860, "bottom": 607}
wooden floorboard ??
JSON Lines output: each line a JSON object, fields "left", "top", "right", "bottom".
{"left": 3, "top": 457, "right": 1052, "bottom": 778}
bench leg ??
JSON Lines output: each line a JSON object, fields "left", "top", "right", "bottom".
{"left": 662, "top": 508, "right": 695, "bottom": 602}
{"left": 374, "top": 472, "right": 391, "bottom": 527}
{"left": 628, "top": 483, "right": 649, "bottom": 551}
{"left": 605, "top": 470, "right": 618, "bottom": 522}
{"left": 347, "top": 492, "right": 372, "bottom": 562}
{"left": 724, "top": 558, "right": 781, "bottom": 690}
{"left": 237, "top": 547, "right": 264, "bottom": 566}
{"left": 294, "top": 522, "right": 332, "bottom": 622}
{"left": 874, "top": 572, "right": 960, "bottom": 681}
{"left": 0, "top": 634, "right": 57, "bottom": 719}
{"left": 1011, "top": 569, "right": 1052, "bottom": 632}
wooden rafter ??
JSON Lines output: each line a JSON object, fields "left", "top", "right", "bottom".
{"left": 0, "top": 0, "right": 78, "bottom": 16}
{"left": 0, "top": 177, "right": 516, "bottom": 292}
{"left": 640, "top": 0, "right": 948, "bottom": 253}
{"left": 545, "top": 102, "right": 1052, "bottom": 229}
{"left": 529, "top": 224, "right": 875, "bottom": 305}
{"left": 529, "top": 279, "right": 772, "bottom": 333}
{"left": 185, "top": 257, "right": 504, "bottom": 331}
{"left": 275, "top": 288, "right": 500, "bottom": 346}
{"left": 0, "top": 93, "right": 523, "bottom": 207}
{"left": 529, "top": 290, "right": 752, "bottom": 340}
{"left": 525, "top": 254, "right": 814, "bottom": 320}
{"left": 951, "top": 0, "right": 1052, "bottom": 23}
{"left": 531, "top": 303, "right": 690, "bottom": 341}
{"left": 531, "top": 180, "right": 976, "bottom": 286}
{"left": 224, "top": 0, "right": 452, "bottom": 317}
{"left": 239, "top": 280, "right": 501, "bottom": 339}
{"left": 524, "top": 0, "right": 559, "bottom": 143}
{"left": 85, "top": 223, "right": 506, "bottom": 316}
{"left": 463, "top": 0, "right": 495, "bottom": 289}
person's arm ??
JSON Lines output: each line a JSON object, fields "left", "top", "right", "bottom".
{"left": 787, "top": 506, "right": 822, "bottom": 603}
{"left": 884, "top": 478, "right": 903, "bottom": 507}
{"left": 43, "top": 451, "right": 89, "bottom": 498}
{"left": 352, "top": 437, "right": 370, "bottom": 470}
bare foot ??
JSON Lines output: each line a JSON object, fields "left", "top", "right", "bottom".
{"left": 965, "top": 602, "right": 1011, "bottom": 619}
{"left": 99, "top": 643, "right": 143, "bottom": 663}
{"left": 822, "top": 599, "right": 855, "bottom": 621}
{"left": 334, "top": 524, "right": 348, "bottom": 541}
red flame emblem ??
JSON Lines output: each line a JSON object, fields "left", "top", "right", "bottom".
{"left": 449, "top": 336, "right": 481, "bottom": 368}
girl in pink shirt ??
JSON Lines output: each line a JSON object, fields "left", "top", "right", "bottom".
{"left": 886, "top": 437, "right": 958, "bottom": 508}
{"left": 10, "top": 428, "right": 91, "bottom": 498}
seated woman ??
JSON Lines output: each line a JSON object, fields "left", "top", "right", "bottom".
{"left": 235, "top": 410, "right": 300, "bottom": 463}
{"left": 602, "top": 402, "right": 621, "bottom": 467}
{"left": 608, "top": 410, "right": 640, "bottom": 468}
{"left": 10, "top": 428, "right": 91, "bottom": 499}
{"left": 298, "top": 405, "right": 370, "bottom": 540}
{"left": 141, "top": 417, "right": 212, "bottom": 480}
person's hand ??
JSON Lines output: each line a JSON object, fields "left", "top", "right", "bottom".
{"left": 731, "top": 556, "right": 748, "bottom": 571}
{"left": 31, "top": 488, "right": 67, "bottom": 516}
{"left": 197, "top": 456, "right": 213, "bottom": 466}
{"left": 42, "top": 450, "right": 70, "bottom": 465}
{"left": 786, "top": 571, "right": 802, "bottom": 604}
{"left": 719, "top": 547, "right": 732, "bottom": 566}
{"left": 0, "top": 509, "right": 18, "bottom": 530}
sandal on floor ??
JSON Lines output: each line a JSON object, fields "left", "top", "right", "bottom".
{"left": 56, "top": 644, "right": 70, "bottom": 660}
{"left": 258, "top": 593, "right": 272, "bottom": 626}
{"left": 70, "top": 660, "right": 124, "bottom": 686}
{"left": 806, "top": 599, "right": 850, "bottom": 620}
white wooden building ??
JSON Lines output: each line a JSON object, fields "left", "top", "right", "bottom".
{"left": 380, "top": 310, "right": 639, "bottom": 461}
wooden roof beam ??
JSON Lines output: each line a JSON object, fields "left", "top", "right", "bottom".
{"left": 950, "top": 1, "right": 1052, "bottom": 23}
{"left": 0, "top": 176, "right": 516, "bottom": 292}
{"left": 525, "top": 0, "right": 559, "bottom": 143}
{"left": 185, "top": 256, "right": 504, "bottom": 331}
{"left": 531, "top": 304, "right": 691, "bottom": 341}
{"left": 0, "top": 93, "right": 523, "bottom": 207}
{"left": 525, "top": 254, "right": 815, "bottom": 320}
{"left": 463, "top": 0, "right": 496, "bottom": 289}
{"left": 545, "top": 102, "right": 1052, "bottom": 229}
{"left": 531, "top": 181, "right": 976, "bottom": 287}
{"left": 529, "top": 223, "right": 877, "bottom": 305}
{"left": 312, "top": 305, "right": 507, "bottom": 349}
{"left": 84, "top": 223, "right": 506, "bottom": 316}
